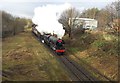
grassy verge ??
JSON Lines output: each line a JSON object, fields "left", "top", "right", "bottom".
{"left": 2, "top": 30, "right": 71, "bottom": 81}
{"left": 63, "top": 31, "right": 118, "bottom": 81}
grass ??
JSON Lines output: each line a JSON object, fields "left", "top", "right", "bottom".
{"left": 64, "top": 31, "right": 118, "bottom": 81}
{"left": 2, "top": 30, "right": 71, "bottom": 81}
{"left": 92, "top": 40, "right": 107, "bottom": 48}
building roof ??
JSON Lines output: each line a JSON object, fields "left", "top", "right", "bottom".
{"left": 70, "top": 18, "right": 96, "bottom": 21}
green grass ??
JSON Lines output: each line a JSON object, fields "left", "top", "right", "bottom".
{"left": 91, "top": 40, "right": 107, "bottom": 48}
{"left": 103, "top": 33, "right": 118, "bottom": 41}
{"left": 68, "top": 47, "right": 79, "bottom": 53}
{"left": 2, "top": 31, "right": 70, "bottom": 81}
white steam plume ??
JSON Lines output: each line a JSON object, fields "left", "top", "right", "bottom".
{"left": 32, "top": 3, "right": 72, "bottom": 38}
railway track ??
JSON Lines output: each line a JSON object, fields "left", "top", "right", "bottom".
{"left": 41, "top": 45, "right": 99, "bottom": 81}
{"left": 68, "top": 52, "right": 114, "bottom": 82}
{"left": 59, "top": 55, "right": 98, "bottom": 81}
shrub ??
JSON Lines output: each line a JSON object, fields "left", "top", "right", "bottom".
{"left": 92, "top": 40, "right": 107, "bottom": 48}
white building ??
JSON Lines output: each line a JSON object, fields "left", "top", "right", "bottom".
{"left": 69, "top": 18, "right": 98, "bottom": 30}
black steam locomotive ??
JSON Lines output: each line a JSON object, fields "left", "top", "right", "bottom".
{"left": 32, "top": 24, "right": 65, "bottom": 55}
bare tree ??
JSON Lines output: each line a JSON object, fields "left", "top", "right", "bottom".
{"left": 2, "top": 11, "right": 30, "bottom": 38}
{"left": 58, "top": 7, "right": 80, "bottom": 39}
{"left": 80, "top": 8, "right": 99, "bottom": 19}
{"left": 105, "top": 2, "right": 118, "bottom": 22}
{"left": 104, "top": 1, "right": 120, "bottom": 32}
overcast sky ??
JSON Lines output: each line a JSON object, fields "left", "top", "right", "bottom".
{"left": 0, "top": 0, "right": 117, "bottom": 19}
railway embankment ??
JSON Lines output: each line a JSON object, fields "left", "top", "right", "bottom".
{"left": 63, "top": 30, "right": 118, "bottom": 81}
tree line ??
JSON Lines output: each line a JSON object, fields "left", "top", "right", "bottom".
{"left": 58, "top": 1, "right": 120, "bottom": 38}
{"left": 80, "top": 1, "right": 119, "bottom": 30}
{"left": 1, "top": 11, "right": 32, "bottom": 38}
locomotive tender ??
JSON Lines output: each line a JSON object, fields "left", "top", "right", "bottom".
{"left": 32, "top": 24, "right": 65, "bottom": 55}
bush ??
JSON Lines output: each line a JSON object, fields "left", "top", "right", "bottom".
{"left": 92, "top": 40, "right": 107, "bottom": 48}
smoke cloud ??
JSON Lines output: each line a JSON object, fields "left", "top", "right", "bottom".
{"left": 32, "top": 3, "right": 72, "bottom": 38}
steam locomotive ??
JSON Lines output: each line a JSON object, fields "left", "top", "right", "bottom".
{"left": 32, "top": 24, "right": 65, "bottom": 55}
